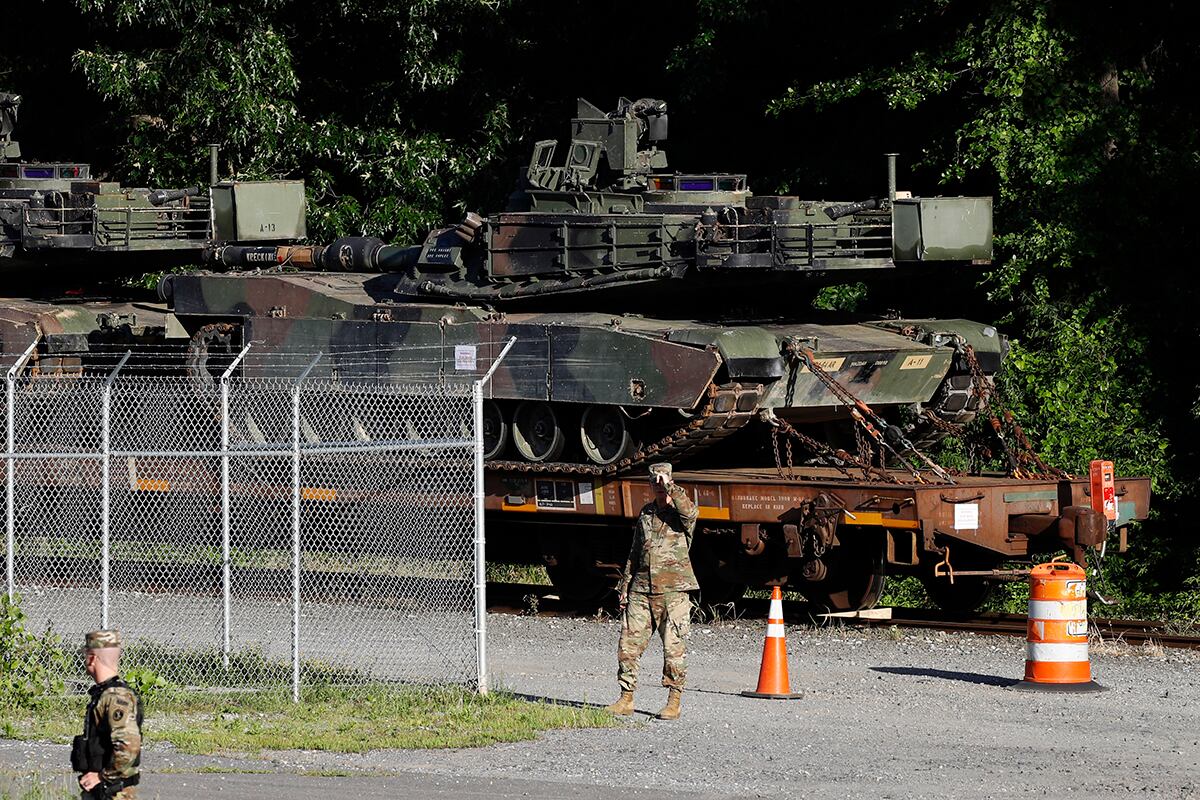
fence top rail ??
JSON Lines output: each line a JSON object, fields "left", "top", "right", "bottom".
{"left": 8, "top": 375, "right": 475, "bottom": 397}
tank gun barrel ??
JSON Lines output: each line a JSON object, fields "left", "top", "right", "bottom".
{"left": 822, "top": 198, "right": 884, "bottom": 221}
{"left": 207, "top": 238, "right": 421, "bottom": 272}
{"left": 147, "top": 186, "right": 203, "bottom": 206}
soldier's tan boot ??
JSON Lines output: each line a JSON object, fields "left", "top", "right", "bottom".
{"left": 604, "top": 690, "right": 635, "bottom": 716}
{"left": 656, "top": 688, "right": 682, "bottom": 720}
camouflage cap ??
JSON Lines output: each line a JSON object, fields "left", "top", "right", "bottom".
{"left": 84, "top": 629, "right": 121, "bottom": 650}
{"left": 649, "top": 462, "right": 673, "bottom": 481}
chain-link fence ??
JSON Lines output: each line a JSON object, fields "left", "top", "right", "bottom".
{"left": 2, "top": 340, "right": 503, "bottom": 697}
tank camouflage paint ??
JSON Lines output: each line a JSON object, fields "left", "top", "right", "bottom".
{"left": 163, "top": 97, "right": 1002, "bottom": 470}
{"left": 0, "top": 92, "right": 304, "bottom": 274}
{"left": 207, "top": 97, "right": 992, "bottom": 313}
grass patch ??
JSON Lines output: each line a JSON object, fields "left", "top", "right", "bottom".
{"left": 486, "top": 561, "right": 551, "bottom": 585}
{"left": 0, "top": 684, "right": 614, "bottom": 755}
{"left": 0, "top": 769, "right": 75, "bottom": 800}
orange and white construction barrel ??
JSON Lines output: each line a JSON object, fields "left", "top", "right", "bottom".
{"left": 1014, "top": 560, "right": 1105, "bottom": 693}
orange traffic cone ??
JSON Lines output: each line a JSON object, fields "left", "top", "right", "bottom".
{"left": 742, "top": 586, "right": 803, "bottom": 700}
{"left": 1014, "top": 559, "right": 1105, "bottom": 693}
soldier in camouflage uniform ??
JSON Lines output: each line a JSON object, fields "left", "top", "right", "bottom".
{"left": 605, "top": 462, "right": 699, "bottom": 720}
{"left": 72, "top": 630, "right": 142, "bottom": 800}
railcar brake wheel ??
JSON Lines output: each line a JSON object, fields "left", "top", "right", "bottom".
{"left": 512, "top": 401, "right": 565, "bottom": 462}
{"left": 580, "top": 405, "right": 634, "bottom": 465}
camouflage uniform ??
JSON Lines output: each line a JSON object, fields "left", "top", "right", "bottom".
{"left": 616, "top": 463, "right": 699, "bottom": 691}
{"left": 75, "top": 631, "right": 142, "bottom": 800}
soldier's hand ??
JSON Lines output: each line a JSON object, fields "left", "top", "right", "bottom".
{"left": 79, "top": 772, "right": 101, "bottom": 791}
{"left": 618, "top": 593, "right": 628, "bottom": 611}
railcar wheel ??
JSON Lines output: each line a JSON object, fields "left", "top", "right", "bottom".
{"left": 482, "top": 401, "right": 508, "bottom": 459}
{"left": 539, "top": 533, "right": 622, "bottom": 606}
{"left": 695, "top": 574, "right": 747, "bottom": 606}
{"left": 799, "top": 530, "right": 887, "bottom": 612}
{"left": 920, "top": 547, "right": 999, "bottom": 612}
{"left": 690, "top": 534, "right": 748, "bottom": 605}
{"left": 922, "top": 576, "right": 995, "bottom": 612}
{"left": 580, "top": 405, "right": 634, "bottom": 465}
{"left": 512, "top": 401, "right": 565, "bottom": 462}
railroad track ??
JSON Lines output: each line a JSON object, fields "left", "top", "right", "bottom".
{"left": 485, "top": 582, "right": 1200, "bottom": 651}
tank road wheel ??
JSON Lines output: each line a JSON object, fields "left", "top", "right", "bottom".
{"left": 482, "top": 401, "right": 508, "bottom": 459}
{"left": 512, "top": 401, "right": 566, "bottom": 462}
{"left": 580, "top": 405, "right": 634, "bottom": 466}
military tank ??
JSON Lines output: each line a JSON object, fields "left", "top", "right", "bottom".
{"left": 162, "top": 97, "right": 1003, "bottom": 474}
{"left": 0, "top": 91, "right": 306, "bottom": 368}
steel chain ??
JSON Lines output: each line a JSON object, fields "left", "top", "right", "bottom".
{"left": 959, "top": 342, "right": 1070, "bottom": 481}
{"left": 784, "top": 341, "right": 950, "bottom": 483}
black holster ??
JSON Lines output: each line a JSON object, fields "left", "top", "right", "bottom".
{"left": 69, "top": 733, "right": 105, "bottom": 772}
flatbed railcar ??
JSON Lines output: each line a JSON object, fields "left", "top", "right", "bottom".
{"left": 485, "top": 465, "right": 1152, "bottom": 611}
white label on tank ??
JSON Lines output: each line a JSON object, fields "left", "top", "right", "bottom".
{"left": 799, "top": 357, "right": 846, "bottom": 373}
{"left": 578, "top": 483, "right": 594, "bottom": 506}
{"left": 953, "top": 503, "right": 979, "bottom": 530}
{"left": 454, "top": 345, "right": 477, "bottom": 371}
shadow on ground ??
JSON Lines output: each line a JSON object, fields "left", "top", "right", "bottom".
{"left": 870, "top": 666, "right": 1018, "bottom": 687}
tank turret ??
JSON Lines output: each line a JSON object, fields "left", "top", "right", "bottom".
{"left": 162, "top": 97, "right": 1004, "bottom": 473}
{"left": 0, "top": 92, "right": 306, "bottom": 273}
{"left": 210, "top": 98, "right": 992, "bottom": 315}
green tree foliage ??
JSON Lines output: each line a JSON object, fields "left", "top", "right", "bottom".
{"left": 61, "top": 0, "right": 515, "bottom": 242}
{"left": 0, "top": 595, "right": 68, "bottom": 709}
{"left": 762, "top": 0, "right": 1199, "bottom": 603}
{"left": 1, "top": 0, "right": 1195, "bottom": 610}
{"left": 770, "top": 2, "right": 1176, "bottom": 471}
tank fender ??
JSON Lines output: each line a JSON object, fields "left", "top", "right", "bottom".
{"left": 867, "top": 318, "right": 1008, "bottom": 372}
{"left": 667, "top": 327, "right": 783, "bottom": 381}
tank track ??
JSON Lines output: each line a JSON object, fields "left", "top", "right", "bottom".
{"left": 488, "top": 381, "right": 765, "bottom": 476}
{"left": 905, "top": 366, "right": 993, "bottom": 450}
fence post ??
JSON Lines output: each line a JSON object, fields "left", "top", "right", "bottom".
{"left": 473, "top": 337, "right": 517, "bottom": 695}
{"left": 220, "top": 344, "right": 252, "bottom": 670}
{"left": 100, "top": 351, "right": 131, "bottom": 629}
{"left": 5, "top": 338, "right": 40, "bottom": 602}
{"left": 291, "top": 353, "right": 322, "bottom": 703}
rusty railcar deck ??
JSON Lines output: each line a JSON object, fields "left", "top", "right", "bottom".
{"left": 486, "top": 466, "right": 1152, "bottom": 565}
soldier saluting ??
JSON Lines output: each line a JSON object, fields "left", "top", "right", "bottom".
{"left": 73, "top": 630, "right": 143, "bottom": 799}
{"left": 605, "top": 462, "right": 699, "bottom": 720}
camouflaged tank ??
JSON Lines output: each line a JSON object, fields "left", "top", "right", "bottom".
{"left": 0, "top": 92, "right": 305, "bottom": 273}
{"left": 0, "top": 91, "right": 305, "bottom": 367}
{"left": 161, "top": 97, "right": 1004, "bottom": 472}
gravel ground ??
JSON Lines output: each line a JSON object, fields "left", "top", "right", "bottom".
{"left": 4, "top": 612, "right": 1199, "bottom": 799}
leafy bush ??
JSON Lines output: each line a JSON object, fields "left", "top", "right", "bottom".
{"left": 121, "top": 667, "right": 169, "bottom": 705}
{"left": 0, "top": 595, "right": 68, "bottom": 709}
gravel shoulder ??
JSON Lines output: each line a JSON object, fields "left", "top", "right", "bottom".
{"left": 4, "top": 612, "right": 1199, "bottom": 799}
